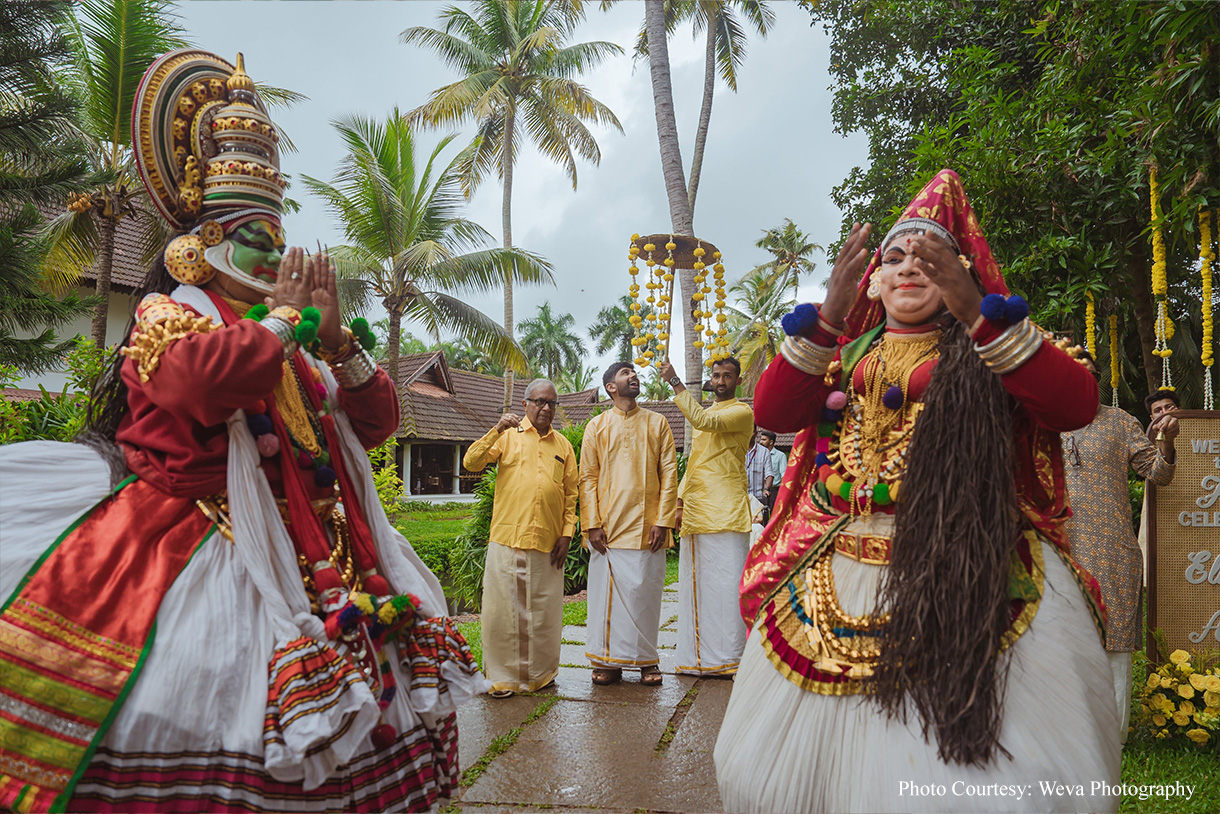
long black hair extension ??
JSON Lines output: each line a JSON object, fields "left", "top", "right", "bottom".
{"left": 868, "top": 315, "right": 1025, "bottom": 767}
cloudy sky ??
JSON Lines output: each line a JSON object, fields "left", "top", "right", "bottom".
{"left": 177, "top": 0, "right": 868, "bottom": 383}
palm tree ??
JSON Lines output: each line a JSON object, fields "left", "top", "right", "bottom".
{"left": 625, "top": 0, "right": 772, "bottom": 392}
{"left": 302, "top": 112, "right": 552, "bottom": 398}
{"left": 725, "top": 268, "right": 794, "bottom": 394}
{"left": 554, "top": 362, "right": 596, "bottom": 394}
{"left": 401, "top": 0, "right": 624, "bottom": 338}
{"left": 588, "top": 294, "right": 652, "bottom": 361}
{"left": 370, "top": 320, "right": 430, "bottom": 362}
{"left": 0, "top": 0, "right": 97, "bottom": 372}
{"left": 640, "top": 366, "right": 672, "bottom": 401}
{"left": 40, "top": 0, "right": 186, "bottom": 347}
{"left": 752, "top": 218, "right": 821, "bottom": 297}
{"left": 518, "top": 301, "right": 583, "bottom": 380}
{"left": 440, "top": 337, "right": 505, "bottom": 377}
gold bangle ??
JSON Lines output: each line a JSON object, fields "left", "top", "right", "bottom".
{"left": 267, "top": 306, "right": 302, "bottom": 326}
{"left": 314, "top": 326, "right": 355, "bottom": 363}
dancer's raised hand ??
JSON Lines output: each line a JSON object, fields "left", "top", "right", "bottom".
{"left": 819, "top": 222, "right": 873, "bottom": 326}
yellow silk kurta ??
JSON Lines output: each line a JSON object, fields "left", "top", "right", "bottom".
{"left": 579, "top": 404, "right": 678, "bottom": 549}
{"left": 463, "top": 418, "right": 579, "bottom": 551}
{"left": 674, "top": 391, "right": 754, "bottom": 535}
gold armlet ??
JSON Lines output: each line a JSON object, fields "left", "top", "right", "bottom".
{"left": 122, "top": 313, "right": 218, "bottom": 383}
{"left": 781, "top": 335, "right": 835, "bottom": 376}
{"left": 974, "top": 319, "right": 1042, "bottom": 375}
{"left": 314, "top": 327, "right": 355, "bottom": 363}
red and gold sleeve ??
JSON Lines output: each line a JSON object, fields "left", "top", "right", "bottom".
{"left": 973, "top": 320, "right": 1098, "bottom": 432}
{"left": 753, "top": 350, "right": 835, "bottom": 433}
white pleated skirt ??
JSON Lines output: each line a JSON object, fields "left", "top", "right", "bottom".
{"left": 714, "top": 541, "right": 1122, "bottom": 814}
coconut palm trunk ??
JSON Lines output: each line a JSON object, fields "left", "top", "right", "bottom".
{"left": 687, "top": 22, "right": 717, "bottom": 215}
{"left": 501, "top": 105, "right": 517, "bottom": 412}
{"left": 90, "top": 213, "right": 116, "bottom": 346}
{"left": 644, "top": 0, "right": 701, "bottom": 391}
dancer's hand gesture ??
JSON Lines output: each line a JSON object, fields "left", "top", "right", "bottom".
{"left": 819, "top": 223, "right": 873, "bottom": 326}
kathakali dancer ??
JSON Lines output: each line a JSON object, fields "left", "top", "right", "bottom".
{"left": 713, "top": 170, "right": 1122, "bottom": 812}
{"left": 0, "top": 49, "right": 483, "bottom": 813}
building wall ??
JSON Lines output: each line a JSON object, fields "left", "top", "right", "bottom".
{"left": 15, "top": 286, "right": 138, "bottom": 392}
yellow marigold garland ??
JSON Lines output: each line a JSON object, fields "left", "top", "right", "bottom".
{"left": 1201, "top": 208, "right": 1215, "bottom": 410}
{"left": 1084, "top": 292, "right": 1097, "bottom": 357}
{"left": 1149, "top": 166, "right": 1174, "bottom": 390}
{"left": 1109, "top": 314, "right": 1120, "bottom": 408}
{"left": 1134, "top": 649, "right": 1220, "bottom": 747}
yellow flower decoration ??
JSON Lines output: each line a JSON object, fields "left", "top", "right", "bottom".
{"left": 1189, "top": 673, "right": 1208, "bottom": 691}
{"left": 352, "top": 592, "right": 375, "bottom": 615}
{"left": 1203, "top": 675, "right": 1220, "bottom": 693}
{"left": 1179, "top": 700, "right": 1196, "bottom": 716}
{"left": 1204, "top": 689, "right": 1220, "bottom": 708}
{"left": 1147, "top": 673, "right": 1162, "bottom": 688}
{"left": 1186, "top": 728, "right": 1210, "bottom": 745}
{"left": 1172, "top": 711, "right": 1191, "bottom": 726}
{"left": 1178, "top": 683, "right": 1195, "bottom": 700}
{"left": 1152, "top": 713, "right": 1167, "bottom": 727}
{"left": 378, "top": 603, "right": 397, "bottom": 624}
{"left": 1169, "top": 649, "right": 1190, "bottom": 665}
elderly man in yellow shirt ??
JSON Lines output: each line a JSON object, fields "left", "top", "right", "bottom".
{"left": 659, "top": 357, "right": 754, "bottom": 676}
{"left": 463, "top": 379, "right": 578, "bottom": 698}
{"left": 581, "top": 362, "right": 678, "bottom": 687}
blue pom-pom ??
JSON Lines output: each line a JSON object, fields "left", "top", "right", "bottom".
{"left": 246, "top": 413, "right": 273, "bottom": 436}
{"left": 980, "top": 293, "right": 1007, "bottom": 322}
{"left": 338, "top": 603, "right": 361, "bottom": 628}
{"left": 815, "top": 452, "right": 831, "bottom": 468}
{"left": 781, "top": 303, "right": 819, "bottom": 336}
{"left": 314, "top": 465, "right": 336, "bottom": 488}
{"left": 1003, "top": 294, "right": 1029, "bottom": 323}
{"left": 821, "top": 406, "right": 843, "bottom": 422}
{"left": 882, "top": 385, "right": 904, "bottom": 410}
{"left": 379, "top": 685, "right": 396, "bottom": 706}
{"left": 300, "top": 306, "right": 321, "bottom": 325}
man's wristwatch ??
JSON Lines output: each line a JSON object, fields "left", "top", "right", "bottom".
{"left": 668, "top": 375, "right": 682, "bottom": 388}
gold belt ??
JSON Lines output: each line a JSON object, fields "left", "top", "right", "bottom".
{"left": 833, "top": 530, "right": 891, "bottom": 565}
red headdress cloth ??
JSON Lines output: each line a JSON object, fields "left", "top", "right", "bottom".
{"left": 842, "top": 169, "right": 1007, "bottom": 339}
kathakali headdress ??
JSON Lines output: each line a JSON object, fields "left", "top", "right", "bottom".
{"left": 133, "top": 49, "right": 287, "bottom": 292}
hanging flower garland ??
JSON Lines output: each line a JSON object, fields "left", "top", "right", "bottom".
{"left": 1149, "top": 166, "right": 1175, "bottom": 391}
{"left": 1085, "top": 291, "right": 1097, "bottom": 357}
{"left": 626, "top": 235, "right": 675, "bottom": 368}
{"left": 1109, "top": 314, "right": 1121, "bottom": 408}
{"left": 1201, "top": 208, "right": 1215, "bottom": 410}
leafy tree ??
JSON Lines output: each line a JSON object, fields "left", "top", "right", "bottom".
{"left": 630, "top": 0, "right": 773, "bottom": 391}
{"left": 752, "top": 218, "right": 821, "bottom": 296}
{"left": 640, "top": 366, "right": 672, "bottom": 401}
{"left": 0, "top": 0, "right": 97, "bottom": 373}
{"left": 802, "top": 0, "right": 1218, "bottom": 406}
{"left": 371, "top": 320, "right": 430, "bottom": 362}
{"left": 439, "top": 337, "right": 505, "bottom": 377}
{"left": 302, "top": 113, "right": 553, "bottom": 397}
{"left": 402, "top": 0, "right": 623, "bottom": 339}
{"left": 40, "top": 0, "right": 187, "bottom": 347}
{"left": 726, "top": 268, "right": 794, "bottom": 393}
{"left": 518, "top": 301, "right": 583, "bottom": 380}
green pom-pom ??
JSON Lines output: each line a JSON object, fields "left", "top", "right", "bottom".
{"left": 350, "top": 317, "right": 378, "bottom": 350}
{"left": 314, "top": 450, "right": 330, "bottom": 466}
{"left": 295, "top": 320, "right": 318, "bottom": 345}
{"left": 300, "top": 306, "right": 321, "bottom": 325}
{"left": 245, "top": 303, "right": 269, "bottom": 322}
{"left": 816, "top": 421, "right": 836, "bottom": 438}
{"left": 839, "top": 480, "right": 852, "bottom": 501}
{"left": 873, "top": 483, "right": 891, "bottom": 505}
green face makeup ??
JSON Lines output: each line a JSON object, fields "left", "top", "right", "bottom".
{"left": 228, "top": 219, "right": 285, "bottom": 284}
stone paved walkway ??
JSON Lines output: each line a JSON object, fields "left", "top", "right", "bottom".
{"left": 451, "top": 580, "right": 730, "bottom": 814}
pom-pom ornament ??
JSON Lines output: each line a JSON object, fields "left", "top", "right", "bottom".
{"left": 247, "top": 413, "right": 273, "bottom": 436}
{"left": 781, "top": 303, "right": 819, "bottom": 337}
{"left": 314, "top": 465, "right": 336, "bottom": 488}
{"left": 825, "top": 390, "right": 848, "bottom": 411}
{"left": 371, "top": 723, "right": 397, "bottom": 750}
{"left": 882, "top": 385, "right": 904, "bottom": 410}
{"left": 257, "top": 433, "right": 281, "bottom": 457}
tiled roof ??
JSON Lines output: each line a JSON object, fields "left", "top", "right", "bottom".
{"left": 393, "top": 352, "right": 601, "bottom": 443}
{"left": 1, "top": 388, "right": 48, "bottom": 403}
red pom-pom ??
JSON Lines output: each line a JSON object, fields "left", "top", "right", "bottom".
{"left": 248, "top": 399, "right": 266, "bottom": 414}
{"left": 313, "top": 567, "right": 343, "bottom": 594}
{"left": 315, "top": 382, "right": 328, "bottom": 399}
{"left": 257, "top": 433, "right": 281, "bottom": 457}
{"left": 297, "top": 449, "right": 313, "bottom": 468}
{"left": 363, "top": 573, "right": 391, "bottom": 597}
{"left": 371, "top": 723, "right": 397, "bottom": 749}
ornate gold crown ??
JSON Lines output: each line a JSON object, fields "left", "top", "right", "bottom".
{"left": 133, "top": 49, "right": 284, "bottom": 229}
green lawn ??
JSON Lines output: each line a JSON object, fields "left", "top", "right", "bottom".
{"left": 457, "top": 620, "right": 482, "bottom": 671}
{"left": 665, "top": 549, "right": 679, "bottom": 586}
{"left": 394, "top": 502, "right": 473, "bottom": 575}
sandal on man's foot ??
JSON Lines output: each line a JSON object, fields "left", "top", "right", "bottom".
{"left": 591, "top": 668, "right": 622, "bottom": 686}
{"left": 488, "top": 688, "right": 514, "bottom": 698}
{"left": 640, "top": 666, "right": 663, "bottom": 686}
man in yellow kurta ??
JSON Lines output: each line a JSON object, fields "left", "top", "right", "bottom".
{"left": 580, "top": 362, "right": 678, "bottom": 686}
{"left": 659, "top": 357, "right": 754, "bottom": 676}
{"left": 463, "top": 380, "right": 578, "bottom": 697}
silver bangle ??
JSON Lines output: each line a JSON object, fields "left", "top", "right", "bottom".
{"left": 331, "top": 346, "right": 377, "bottom": 389}
{"left": 259, "top": 317, "right": 299, "bottom": 358}
{"left": 974, "top": 318, "right": 1042, "bottom": 375}
{"left": 781, "top": 335, "right": 834, "bottom": 376}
